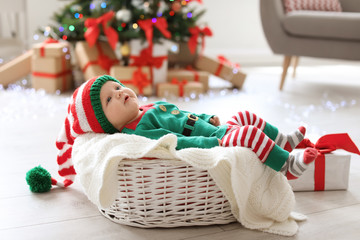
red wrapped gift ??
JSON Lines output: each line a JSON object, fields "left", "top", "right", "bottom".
{"left": 289, "top": 134, "right": 360, "bottom": 191}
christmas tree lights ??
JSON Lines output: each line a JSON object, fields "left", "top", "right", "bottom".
{"left": 42, "top": 0, "right": 207, "bottom": 44}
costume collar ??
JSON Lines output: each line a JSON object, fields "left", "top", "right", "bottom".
{"left": 121, "top": 103, "right": 155, "bottom": 130}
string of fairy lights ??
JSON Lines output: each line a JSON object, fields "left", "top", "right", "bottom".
{"left": 35, "top": 0, "right": 204, "bottom": 42}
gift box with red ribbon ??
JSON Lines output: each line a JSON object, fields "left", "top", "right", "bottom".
{"left": 129, "top": 17, "right": 173, "bottom": 89}
{"left": 167, "top": 68, "right": 210, "bottom": 91}
{"left": 129, "top": 39, "right": 170, "bottom": 89}
{"left": 32, "top": 39, "right": 73, "bottom": 93}
{"left": 195, "top": 55, "right": 246, "bottom": 89}
{"left": 110, "top": 65, "right": 152, "bottom": 96}
{"left": 168, "top": 42, "right": 197, "bottom": 68}
{"left": 289, "top": 134, "right": 360, "bottom": 191}
{"left": 75, "top": 41, "right": 119, "bottom": 81}
{"left": 157, "top": 79, "right": 204, "bottom": 98}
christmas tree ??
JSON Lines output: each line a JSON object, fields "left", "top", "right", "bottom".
{"left": 44, "top": 0, "right": 207, "bottom": 45}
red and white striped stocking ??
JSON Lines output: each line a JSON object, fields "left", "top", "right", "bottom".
{"left": 221, "top": 125, "right": 275, "bottom": 163}
{"left": 226, "top": 111, "right": 306, "bottom": 152}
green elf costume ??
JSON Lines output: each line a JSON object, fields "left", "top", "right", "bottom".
{"left": 118, "top": 99, "right": 315, "bottom": 180}
{"left": 121, "top": 101, "right": 228, "bottom": 149}
{"left": 26, "top": 75, "right": 317, "bottom": 193}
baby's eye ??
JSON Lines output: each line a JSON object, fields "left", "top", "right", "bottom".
{"left": 116, "top": 86, "right": 120, "bottom": 90}
{"left": 107, "top": 97, "right": 111, "bottom": 103}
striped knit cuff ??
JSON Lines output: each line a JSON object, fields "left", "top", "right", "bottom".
{"left": 263, "top": 123, "right": 279, "bottom": 141}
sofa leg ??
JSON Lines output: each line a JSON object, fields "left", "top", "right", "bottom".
{"left": 292, "top": 56, "right": 299, "bottom": 78}
{"left": 280, "top": 55, "right": 292, "bottom": 90}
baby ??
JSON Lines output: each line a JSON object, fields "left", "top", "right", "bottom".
{"left": 56, "top": 75, "right": 317, "bottom": 187}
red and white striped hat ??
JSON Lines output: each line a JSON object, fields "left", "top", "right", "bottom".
{"left": 55, "top": 75, "right": 123, "bottom": 188}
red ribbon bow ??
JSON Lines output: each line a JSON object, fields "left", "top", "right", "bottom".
{"left": 130, "top": 48, "right": 168, "bottom": 84}
{"left": 171, "top": 78, "right": 188, "bottom": 97}
{"left": 215, "top": 55, "right": 241, "bottom": 76}
{"left": 132, "top": 68, "right": 151, "bottom": 95}
{"left": 297, "top": 134, "right": 360, "bottom": 191}
{"left": 137, "top": 17, "right": 171, "bottom": 54}
{"left": 82, "top": 43, "right": 118, "bottom": 73}
{"left": 188, "top": 26, "right": 213, "bottom": 55}
{"left": 84, "top": 11, "right": 118, "bottom": 50}
{"left": 40, "top": 38, "right": 60, "bottom": 57}
{"left": 121, "top": 68, "right": 151, "bottom": 95}
{"left": 130, "top": 48, "right": 167, "bottom": 68}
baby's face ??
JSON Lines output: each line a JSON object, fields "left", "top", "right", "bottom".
{"left": 100, "top": 81, "right": 140, "bottom": 130}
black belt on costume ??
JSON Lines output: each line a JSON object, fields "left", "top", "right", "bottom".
{"left": 182, "top": 114, "right": 198, "bottom": 136}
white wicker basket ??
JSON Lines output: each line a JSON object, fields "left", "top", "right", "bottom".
{"left": 100, "top": 158, "right": 237, "bottom": 228}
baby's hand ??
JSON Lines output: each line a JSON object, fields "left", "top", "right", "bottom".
{"left": 210, "top": 116, "right": 220, "bottom": 126}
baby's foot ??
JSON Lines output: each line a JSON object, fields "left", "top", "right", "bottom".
{"left": 276, "top": 126, "right": 306, "bottom": 152}
{"left": 281, "top": 147, "right": 317, "bottom": 180}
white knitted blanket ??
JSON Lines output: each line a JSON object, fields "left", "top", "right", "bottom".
{"left": 72, "top": 133, "right": 306, "bottom": 236}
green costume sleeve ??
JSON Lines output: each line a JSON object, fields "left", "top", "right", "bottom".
{"left": 136, "top": 127, "right": 219, "bottom": 150}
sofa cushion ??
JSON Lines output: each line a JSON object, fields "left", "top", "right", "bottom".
{"left": 284, "top": 0, "right": 342, "bottom": 13}
{"left": 282, "top": 11, "right": 360, "bottom": 40}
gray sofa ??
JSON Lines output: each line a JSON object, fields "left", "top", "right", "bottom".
{"left": 260, "top": 0, "right": 360, "bottom": 90}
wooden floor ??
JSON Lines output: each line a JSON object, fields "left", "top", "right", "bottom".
{"left": 1, "top": 63, "right": 360, "bottom": 240}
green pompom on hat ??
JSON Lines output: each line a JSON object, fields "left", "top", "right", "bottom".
{"left": 26, "top": 166, "right": 53, "bottom": 193}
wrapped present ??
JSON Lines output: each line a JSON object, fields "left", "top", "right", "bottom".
{"left": 168, "top": 27, "right": 212, "bottom": 68}
{"left": 289, "top": 150, "right": 351, "bottom": 191}
{"left": 32, "top": 57, "right": 72, "bottom": 93}
{"left": 289, "top": 134, "right": 360, "bottom": 191}
{"left": 168, "top": 42, "right": 198, "bottom": 68}
{"left": 75, "top": 41, "right": 119, "bottom": 81}
{"left": 195, "top": 55, "right": 246, "bottom": 89}
{"left": 33, "top": 39, "right": 70, "bottom": 58}
{"left": 32, "top": 39, "right": 73, "bottom": 93}
{"left": 129, "top": 39, "right": 170, "bottom": 88}
{"left": 157, "top": 79, "right": 204, "bottom": 98}
{"left": 167, "top": 68, "right": 210, "bottom": 91}
{"left": 0, "top": 50, "right": 32, "bottom": 87}
{"left": 110, "top": 65, "right": 152, "bottom": 96}
{"left": 130, "top": 17, "right": 172, "bottom": 87}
